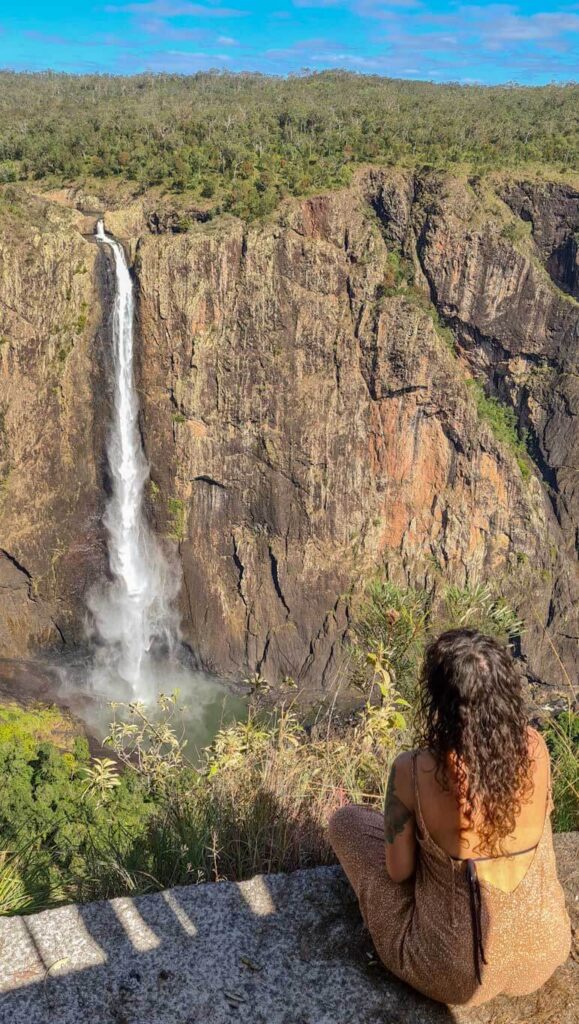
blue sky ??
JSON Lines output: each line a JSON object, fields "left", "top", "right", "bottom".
{"left": 0, "top": 1, "right": 578, "bottom": 84}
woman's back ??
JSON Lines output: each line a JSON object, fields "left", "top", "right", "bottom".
{"left": 414, "top": 727, "right": 550, "bottom": 891}
{"left": 329, "top": 628, "right": 571, "bottom": 1007}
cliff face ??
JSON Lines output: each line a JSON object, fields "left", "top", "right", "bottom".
{"left": 0, "top": 171, "right": 577, "bottom": 694}
{"left": 0, "top": 191, "right": 109, "bottom": 656}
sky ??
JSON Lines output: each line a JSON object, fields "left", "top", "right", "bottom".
{"left": 0, "top": 1, "right": 578, "bottom": 85}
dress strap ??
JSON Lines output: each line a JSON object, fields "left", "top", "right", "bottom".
{"left": 452, "top": 842, "right": 539, "bottom": 864}
{"left": 545, "top": 740, "right": 555, "bottom": 816}
{"left": 411, "top": 751, "right": 428, "bottom": 834}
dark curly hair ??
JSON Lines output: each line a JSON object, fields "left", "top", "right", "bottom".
{"left": 416, "top": 628, "right": 533, "bottom": 855}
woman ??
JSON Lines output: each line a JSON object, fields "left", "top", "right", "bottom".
{"left": 328, "top": 629, "right": 571, "bottom": 1007}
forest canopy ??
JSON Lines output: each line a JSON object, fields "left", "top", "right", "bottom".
{"left": 0, "top": 71, "right": 578, "bottom": 218}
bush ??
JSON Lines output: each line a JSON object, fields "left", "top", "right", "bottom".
{"left": 467, "top": 378, "right": 531, "bottom": 478}
{"left": 0, "top": 706, "right": 157, "bottom": 914}
{"left": 0, "top": 684, "right": 407, "bottom": 912}
{"left": 167, "top": 496, "right": 186, "bottom": 541}
{"left": 351, "top": 579, "right": 429, "bottom": 698}
{"left": 0, "top": 161, "right": 18, "bottom": 183}
{"left": 351, "top": 579, "right": 523, "bottom": 701}
{"left": 500, "top": 219, "right": 532, "bottom": 245}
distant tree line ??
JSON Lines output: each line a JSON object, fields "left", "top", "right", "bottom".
{"left": 0, "top": 71, "right": 577, "bottom": 218}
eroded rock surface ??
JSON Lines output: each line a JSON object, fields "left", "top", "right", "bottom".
{"left": 0, "top": 833, "right": 576, "bottom": 1024}
{"left": 0, "top": 191, "right": 109, "bottom": 656}
{"left": 0, "top": 172, "right": 577, "bottom": 694}
{"left": 131, "top": 171, "right": 578, "bottom": 691}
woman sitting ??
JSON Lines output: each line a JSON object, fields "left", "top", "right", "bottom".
{"left": 328, "top": 628, "right": 571, "bottom": 1007}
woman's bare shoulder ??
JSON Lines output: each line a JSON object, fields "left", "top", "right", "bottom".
{"left": 527, "top": 725, "right": 549, "bottom": 762}
{"left": 390, "top": 750, "right": 416, "bottom": 809}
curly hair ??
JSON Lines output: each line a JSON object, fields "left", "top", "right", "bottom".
{"left": 416, "top": 628, "right": 533, "bottom": 855}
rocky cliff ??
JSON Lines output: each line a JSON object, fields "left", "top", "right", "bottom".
{"left": 0, "top": 170, "right": 577, "bottom": 694}
{"left": 0, "top": 190, "right": 109, "bottom": 658}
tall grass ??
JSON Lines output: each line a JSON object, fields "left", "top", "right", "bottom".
{"left": 103, "top": 658, "right": 409, "bottom": 888}
{"left": 544, "top": 712, "right": 579, "bottom": 832}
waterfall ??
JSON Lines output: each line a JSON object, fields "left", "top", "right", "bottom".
{"left": 88, "top": 220, "right": 179, "bottom": 700}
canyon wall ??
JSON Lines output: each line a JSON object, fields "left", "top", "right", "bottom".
{"left": 0, "top": 171, "right": 577, "bottom": 694}
{"left": 0, "top": 192, "right": 109, "bottom": 658}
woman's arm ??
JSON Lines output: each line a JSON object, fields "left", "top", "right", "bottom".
{"left": 384, "top": 752, "right": 417, "bottom": 882}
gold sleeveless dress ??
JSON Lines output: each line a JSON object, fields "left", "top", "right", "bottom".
{"left": 328, "top": 755, "right": 571, "bottom": 1007}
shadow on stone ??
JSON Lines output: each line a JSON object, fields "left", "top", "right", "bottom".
{"left": 0, "top": 827, "right": 576, "bottom": 1024}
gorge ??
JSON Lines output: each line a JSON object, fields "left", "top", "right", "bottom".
{"left": 0, "top": 168, "right": 577, "bottom": 708}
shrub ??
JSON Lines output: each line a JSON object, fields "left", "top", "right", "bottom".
{"left": 500, "top": 219, "right": 532, "bottom": 245}
{"left": 0, "top": 702, "right": 80, "bottom": 756}
{"left": 437, "top": 582, "right": 523, "bottom": 643}
{"left": 377, "top": 250, "right": 411, "bottom": 297}
{"left": 167, "top": 496, "right": 186, "bottom": 541}
{"left": 0, "top": 708, "right": 157, "bottom": 913}
{"left": 351, "top": 578, "right": 523, "bottom": 700}
{"left": 403, "top": 286, "right": 458, "bottom": 355}
{"left": 467, "top": 378, "right": 531, "bottom": 478}
{"left": 351, "top": 579, "right": 429, "bottom": 698}
{"left": 0, "top": 686, "right": 406, "bottom": 911}
{"left": 0, "top": 583, "right": 572, "bottom": 917}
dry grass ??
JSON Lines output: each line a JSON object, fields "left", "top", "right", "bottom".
{"left": 105, "top": 654, "right": 410, "bottom": 888}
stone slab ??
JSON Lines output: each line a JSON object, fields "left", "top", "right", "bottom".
{"left": 0, "top": 834, "right": 576, "bottom": 1024}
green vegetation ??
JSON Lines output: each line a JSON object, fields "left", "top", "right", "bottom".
{"left": 544, "top": 712, "right": 579, "bottom": 832}
{"left": 0, "top": 705, "right": 156, "bottom": 913}
{"left": 1, "top": 578, "right": 573, "bottom": 916}
{"left": 351, "top": 579, "right": 523, "bottom": 700}
{"left": 0, "top": 72, "right": 578, "bottom": 219}
{"left": 371, "top": 246, "right": 459, "bottom": 356}
{"left": 167, "top": 496, "right": 187, "bottom": 541}
{"left": 56, "top": 339, "right": 73, "bottom": 365}
{"left": 75, "top": 311, "right": 88, "bottom": 333}
{"left": 377, "top": 250, "right": 411, "bottom": 298}
{"left": 351, "top": 579, "right": 429, "bottom": 697}
{"left": 406, "top": 286, "right": 458, "bottom": 355}
{"left": 0, "top": 688, "right": 403, "bottom": 915}
{"left": 500, "top": 218, "right": 533, "bottom": 245}
{"left": 0, "top": 702, "right": 78, "bottom": 755}
{"left": 467, "top": 378, "right": 531, "bottom": 478}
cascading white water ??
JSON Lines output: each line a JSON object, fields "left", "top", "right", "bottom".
{"left": 88, "top": 220, "right": 179, "bottom": 699}
{"left": 53, "top": 219, "right": 245, "bottom": 752}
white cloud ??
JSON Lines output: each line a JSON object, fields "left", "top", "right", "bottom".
{"left": 105, "top": 1, "right": 247, "bottom": 17}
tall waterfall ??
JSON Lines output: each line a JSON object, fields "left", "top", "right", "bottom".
{"left": 88, "top": 220, "right": 179, "bottom": 699}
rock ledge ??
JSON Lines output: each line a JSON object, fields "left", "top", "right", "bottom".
{"left": 0, "top": 834, "right": 576, "bottom": 1024}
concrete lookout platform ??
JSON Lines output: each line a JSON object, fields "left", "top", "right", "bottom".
{"left": 0, "top": 834, "right": 576, "bottom": 1024}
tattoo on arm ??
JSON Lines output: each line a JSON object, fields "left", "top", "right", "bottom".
{"left": 384, "top": 764, "right": 412, "bottom": 844}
